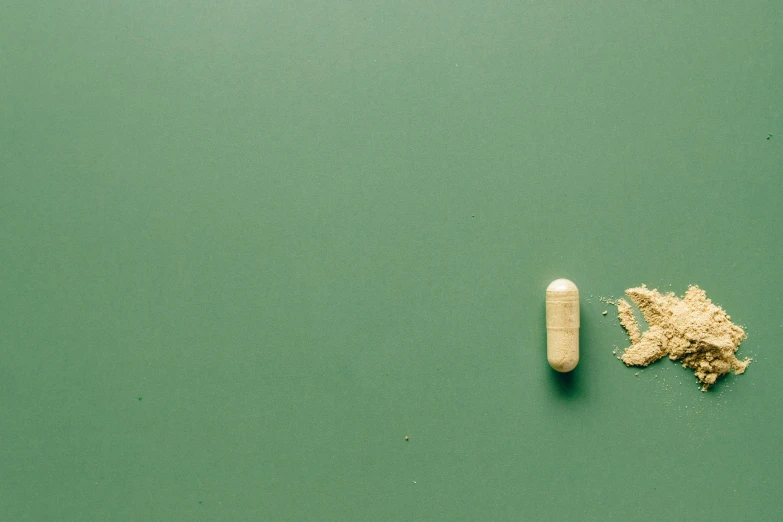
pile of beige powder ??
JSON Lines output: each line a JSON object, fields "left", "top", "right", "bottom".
{"left": 611, "top": 285, "right": 751, "bottom": 391}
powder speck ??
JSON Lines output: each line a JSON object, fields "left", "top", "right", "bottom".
{"left": 614, "top": 285, "right": 751, "bottom": 391}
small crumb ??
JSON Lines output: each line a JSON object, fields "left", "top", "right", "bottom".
{"left": 405, "top": 436, "right": 409, "bottom": 441}
{"left": 635, "top": 372, "right": 639, "bottom": 376}
{"left": 602, "top": 310, "right": 608, "bottom": 316}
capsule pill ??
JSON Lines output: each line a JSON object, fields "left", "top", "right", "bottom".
{"left": 545, "top": 278, "right": 580, "bottom": 372}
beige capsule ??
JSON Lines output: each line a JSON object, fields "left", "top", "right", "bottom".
{"left": 545, "top": 278, "right": 580, "bottom": 372}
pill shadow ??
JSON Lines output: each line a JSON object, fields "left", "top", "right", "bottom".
{"left": 548, "top": 364, "right": 582, "bottom": 399}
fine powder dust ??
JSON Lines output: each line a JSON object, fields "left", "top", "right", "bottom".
{"left": 612, "top": 285, "right": 751, "bottom": 391}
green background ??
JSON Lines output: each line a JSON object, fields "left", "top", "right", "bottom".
{"left": 2, "top": 1, "right": 782, "bottom": 520}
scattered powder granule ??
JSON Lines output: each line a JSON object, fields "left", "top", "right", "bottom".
{"left": 614, "top": 285, "right": 751, "bottom": 391}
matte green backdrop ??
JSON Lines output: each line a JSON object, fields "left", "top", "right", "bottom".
{"left": 2, "top": 1, "right": 782, "bottom": 520}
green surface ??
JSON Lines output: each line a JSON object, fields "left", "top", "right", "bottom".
{"left": 2, "top": 1, "right": 782, "bottom": 520}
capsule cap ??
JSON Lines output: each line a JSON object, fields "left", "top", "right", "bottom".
{"left": 546, "top": 278, "right": 579, "bottom": 295}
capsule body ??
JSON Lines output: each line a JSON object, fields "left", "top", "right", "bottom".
{"left": 546, "top": 278, "right": 580, "bottom": 372}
